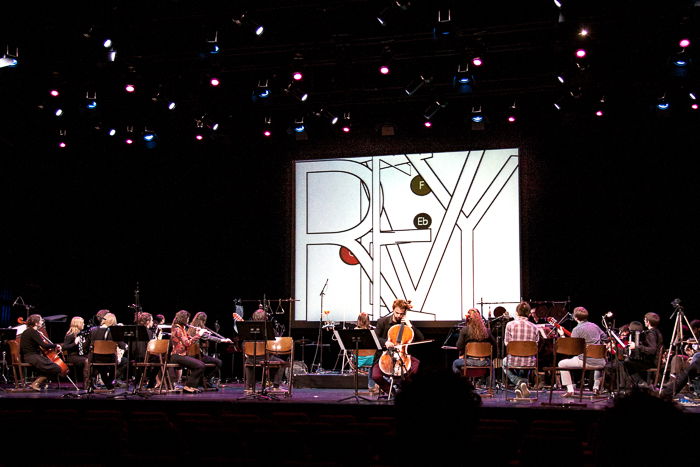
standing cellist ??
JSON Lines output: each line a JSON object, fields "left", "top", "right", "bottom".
{"left": 20, "top": 314, "right": 63, "bottom": 391}
{"left": 371, "top": 299, "right": 425, "bottom": 398}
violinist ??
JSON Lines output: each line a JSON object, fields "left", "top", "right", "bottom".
{"left": 170, "top": 309, "right": 207, "bottom": 393}
{"left": 557, "top": 307, "right": 607, "bottom": 397}
{"left": 623, "top": 312, "right": 663, "bottom": 388}
{"left": 19, "top": 314, "right": 63, "bottom": 391}
{"left": 451, "top": 308, "right": 496, "bottom": 376}
{"left": 62, "top": 316, "right": 91, "bottom": 386}
{"left": 371, "top": 299, "right": 425, "bottom": 397}
{"left": 188, "top": 311, "right": 223, "bottom": 388}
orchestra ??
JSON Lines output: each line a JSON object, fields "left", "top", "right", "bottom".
{"left": 4, "top": 297, "right": 700, "bottom": 403}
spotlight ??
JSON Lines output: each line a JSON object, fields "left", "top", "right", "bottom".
{"left": 379, "top": 65, "right": 390, "bottom": 75}
{"left": 195, "top": 134, "right": 204, "bottom": 141}
{"left": 656, "top": 94, "right": 670, "bottom": 111}
{"left": 379, "top": 46, "right": 393, "bottom": 75}
{"left": 315, "top": 108, "right": 339, "bottom": 126}
{"left": 506, "top": 102, "right": 517, "bottom": 123}
{"left": 404, "top": 74, "right": 428, "bottom": 96}
{"left": 292, "top": 71, "right": 303, "bottom": 81}
{"left": 594, "top": 96, "right": 606, "bottom": 117}
{"left": 125, "top": 138, "right": 134, "bottom": 145}
{"left": 125, "top": 84, "right": 135, "bottom": 93}
{"left": 423, "top": 120, "right": 432, "bottom": 128}
{"left": 578, "top": 28, "right": 589, "bottom": 37}
{"left": 471, "top": 105, "right": 486, "bottom": 130}
{"left": 108, "top": 128, "right": 117, "bottom": 136}
{"left": 233, "top": 13, "right": 264, "bottom": 37}
{"left": 672, "top": 49, "right": 689, "bottom": 67}
{"left": 423, "top": 100, "right": 446, "bottom": 120}
{"left": 58, "top": 129, "right": 67, "bottom": 149}
{"left": 50, "top": 89, "right": 60, "bottom": 97}
{"left": 168, "top": 101, "right": 176, "bottom": 110}
{"left": 263, "top": 116, "right": 272, "bottom": 137}
{"left": 454, "top": 64, "right": 474, "bottom": 85}
{"left": 341, "top": 112, "right": 351, "bottom": 133}
{"left": 207, "top": 31, "right": 220, "bottom": 54}
{"left": 286, "top": 83, "right": 309, "bottom": 102}
{"left": 293, "top": 117, "right": 305, "bottom": 133}
{"left": 434, "top": 9, "right": 453, "bottom": 37}
{"left": 85, "top": 91, "right": 97, "bottom": 110}
{"left": 107, "top": 49, "right": 117, "bottom": 62}
{"left": 253, "top": 79, "right": 271, "bottom": 100}
{"left": 209, "top": 77, "right": 220, "bottom": 87}
{"left": 143, "top": 128, "right": 156, "bottom": 141}
{"left": 0, "top": 47, "right": 19, "bottom": 68}
{"left": 575, "top": 48, "right": 587, "bottom": 59}
{"left": 680, "top": 38, "right": 691, "bottom": 48}
{"left": 471, "top": 57, "right": 483, "bottom": 67}
{"left": 103, "top": 39, "right": 112, "bottom": 48}
{"left": 55, "top": 108, "right": 63, "bottom": 117}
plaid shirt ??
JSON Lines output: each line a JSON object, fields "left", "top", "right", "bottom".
{"left": 504, "top": 316, "right": 539, "bottom": 368}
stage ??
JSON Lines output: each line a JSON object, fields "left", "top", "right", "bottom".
{"left": 1, "top": 380, "right": 698, "bottom": 466}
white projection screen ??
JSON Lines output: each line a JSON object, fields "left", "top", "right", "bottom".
{"left": 294, "top": 149, "right": 521, "bottom": 323}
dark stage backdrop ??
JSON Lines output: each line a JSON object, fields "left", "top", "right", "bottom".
{"left": 2, "top": 111, "right": 699, "bottom": 342}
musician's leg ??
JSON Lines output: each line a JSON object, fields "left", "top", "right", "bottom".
{"left": 558, "top": 357, "right": 583, "bottom": 394}
{"left": 452, "top": 357, "right": 465, "bottom": 375}
{"left": 371, "top": 363, "right": 392, "bottom": 394}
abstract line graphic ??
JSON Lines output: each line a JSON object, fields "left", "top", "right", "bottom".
{"left": 295, "top": 149, "right": 520, "bottom": 323}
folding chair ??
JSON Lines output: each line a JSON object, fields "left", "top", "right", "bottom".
{"left": 134, "top": 339, "right": 170, "bottom": 393}
{"left": 462, "top": 342, "right": 494, "bottom": 397}
{"left": 543, "top": 337, "right": 586, "bottom": 405}
{"left": 503, "top": 341, "right": 539, "bottom": 402}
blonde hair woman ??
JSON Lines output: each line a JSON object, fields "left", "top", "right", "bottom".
{"left": 63, "top": 316, "right": 90, "bottom": 385}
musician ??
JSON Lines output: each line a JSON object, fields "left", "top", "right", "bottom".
{"left": 188, "top": 311, "right": 224, "bottom": 388}
{"left": 661, "top": 348, "right": 700, "bottom": 399}
{"left": 503, "top": 301, "right": 539, "bottom": 398}
{"left": 62, "top": 316, "right": 90, "bottom": 386}
{"left": 88, "top": 312, "right": 127, "bottom": 390}
{"left": 170, "top": 309, "right": 207, "bottom": 393}
{"left": 452, "top": 308, "right": 496, "bottom": 376}
{"left": 355, "top": 312, "right": 378, "bottom": 394}
{"left": 20, "top": 314, "right": 63, "bottom": 391}
{"left": 371, "top": 299, "right": 425, "bottom": 396}
{"left": 624, "top": 312, "right": 663, "bottom": 388}
{"left": 244, "top": 309, "right": 285, "bottom": 393}
{"left": 557, "top": 307, "right": 607, "bottom": 397}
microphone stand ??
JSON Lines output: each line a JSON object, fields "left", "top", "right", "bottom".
{"left": 311, "top": 279, "right": 328, "bottom": 373}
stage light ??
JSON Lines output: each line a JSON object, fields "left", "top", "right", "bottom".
{"left": 293, "top": 117, "right": 305, "bottom": 133}
{"left": 210, "top": 77, "right": 220, "bottom": 87}
{"left": 506, "top": 102, "right": 518, "bottom": 123}
{"left": 434, "top": 9, "right": 453, "bottom": 37}
{"left": 340, "top": 112, "right": 351, "bottom": 133}
{"left": 471, "top": 57, "right": 483, "bottom": 67}
{"left": 575, "top": 49, "right": 587, "bottom": 59}
{"left": 108, "top": 128, "right": 117, "bottom": 136}
{"left": 424, "top": 120, "right": 432, "bottom": 128}
{"left": 233, "top": 14, "right": 264, "bottom": 37}
{"left": 680, "top": 38, "right": 690, "bottom": 48}
{"left": 292, "top": 71, "right": 303, "bottom": 81}
{"left": 376, "top": 2, "right": 409, "bottom": 26}
{"left": 253, "top": 79, "right": 271, "bottom": 100}
{"left": 125, "top": 84, "right": 135, "bottom": 93}
{"left": 404, "top": 74, "right": 427, "bottom": 96}
{"left": 594, "top": 96, "right": 606, "bottom": 118}
{"left": 672, "top": 49, "right": 689, "bottom": 67}
{"left": 125, "top": 138, "right": 134, "bottom": 145}
{"left": 578, "top": 28, "right": 589, "bottom": 37}
{"left": 286, "top": 83, "right": 309, "bottom": 102}
{"left": 58, "top": 129, "right": 67, "bottom": 148}
{"left": 379, "top": 65, "right": 390, "bottom": 75}
{"left": 207, "top": 31, "right": 220, "bottom": 54}
{"left": 379, "top": 46, "right": 393, "bottom": 75}
{"left": 168, "top": 101, "right": 176, "bottom": 110}
{"left": 195, "top": 134, "right": 204, "bottom": 141}
{"left": 423, "top": 100, "right": 446, "bottom": 120}
{"left": 471, "top": 105, "right": 486, "bottom": 130}
{"left": 143, "top": 129, "right": 156, "bottom": 141}
{"left": 263, "top": 116, "right": 272, "bottom": 137}
{"left": 50, "top": 89, "right": 60, "bottom": 97}
{"left": 85, "top": 91, "right": 97, "bottom": 110}
{"left": 58, "top": 142, "right": 67, "bottom": 148}
{"left": 0, "top": 47, "right": 19, "bottom": 68}
{"left": 55, "top": 109, "right": 63, "bottom": 117}
{"left": 107, "top": 49, "right": 116, "bottom": 62}
{"left": 656, "top": 94, "right": 670, "bottom": 111}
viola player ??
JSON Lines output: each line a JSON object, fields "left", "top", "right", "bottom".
{"left": 371, "top": 299, "right": 425, "bottom": 398}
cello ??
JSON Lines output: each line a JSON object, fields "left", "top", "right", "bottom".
{"left": 36, "top": 320, "right": 69, "bottom": 376}
{"left": 379, "top": 321, "right": 414, "bottom": 376}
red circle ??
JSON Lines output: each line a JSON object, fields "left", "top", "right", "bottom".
{"left": 339, "top": 247, "right": 359, "bottom": 265}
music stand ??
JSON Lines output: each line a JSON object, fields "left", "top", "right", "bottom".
{"left": 237, "top": 320, "right": 276, "bottom": 400}
{"left": 107, "top": 325, "right": 149, "bottom": 397}
{"left": 335, "top": 329, "right": 381, "bottom": 403}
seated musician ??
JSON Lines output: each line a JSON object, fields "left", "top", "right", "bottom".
{"left": 170, "top": 309, "right": 207, "bottom": 393}
{"left": 88, "top": 312, "right": 127, "bottom": 390}
{"left": 661, "top": 345, "right": 700, "bottom": 399}
{"left": 62, "top": 316, "right": 90, "bottom": 387}
{"left": 451, "top": 308, "right": 496, "bottom": 377}
{"left": 355, "top": 312, "right": 378, "bottom": 394}
{"left": 371, "top": 299, "right": 425, "bottom": 397}
{"left": 623, "top": 312, "right": 663, "bottom": 388}
{"left": 20, "top": 314, "right": 63, "bottom": 391}
{"left": 130, "top": 312, "right": 160, "bottom": 388}
{"left": 503, "top": 301, "right": 539, "bottom": 398}
{"left": 557, "top": 306, "right": 607, "bottom": 397}
{"left": 188, "top": 311, "right": 224, "bottom": 388}
{"left": 244, "top": 309, "right": 285, "bottom": 393}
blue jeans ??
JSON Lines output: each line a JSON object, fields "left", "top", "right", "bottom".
{"left": 506, "top": 368, "right": 530, "bottom": 387}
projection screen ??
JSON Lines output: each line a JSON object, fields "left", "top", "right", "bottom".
{"left": 294, "top": 149, "right": 520, "bottom": 323}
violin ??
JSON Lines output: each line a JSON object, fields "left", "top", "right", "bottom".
{"left": 38, "top": 323, "right": 69, "bottom": 376}
{"left": 546, "top": 317, "right": 572, "bottom": 337}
